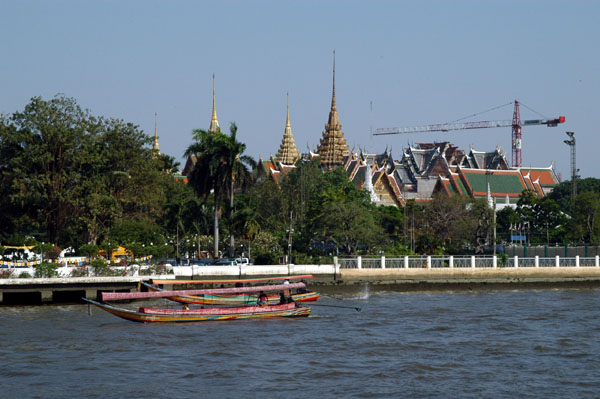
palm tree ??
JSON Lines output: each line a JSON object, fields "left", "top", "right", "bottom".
{"left": 224, "top": 123, "right": 256, "bottom": 257}
{"left": 184, "top": 123, "right": 255, "bottom": 259}
{"left": 232, "top": 197, "right": 261, "bottom": 260}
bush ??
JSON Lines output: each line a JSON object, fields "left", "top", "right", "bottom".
{"left": 34, "top": 262, "right": 59, "bottom": 278}
{"left": 91, "top": 258, "right": 111, "bottom": 276}
{"left": 18, "top": 271, "right": 32, "bottom": 278}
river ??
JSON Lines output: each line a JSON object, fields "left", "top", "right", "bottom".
{"left": 1, "top": 286, "right": 599, "bottom": 398}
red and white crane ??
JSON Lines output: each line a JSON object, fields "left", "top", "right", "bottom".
{"left": 373, "top": 100, "right": 565, "bottom": 167}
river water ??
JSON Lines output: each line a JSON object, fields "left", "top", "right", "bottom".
{"left": 1, "top": 286, "right": 599, "bottom": 398}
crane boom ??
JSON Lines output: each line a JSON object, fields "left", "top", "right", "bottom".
{"left": 373, "top": 100, "right": 565, "bottom": 167}
{"left": 373, "top": 116, "right": 565, "bottom": 136}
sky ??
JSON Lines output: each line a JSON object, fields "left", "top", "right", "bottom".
{"left": 1, "top": 1, "right": 598, "bottom": 179}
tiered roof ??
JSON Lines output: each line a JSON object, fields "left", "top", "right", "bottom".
{"left": 435, "top": 166, "right": 553, "bottom": 209}
{"left": 317, "top": 52, "right": 349, "bottom": 171}
{"left": 275, "top": 94, "right": 300, "bottom": 165}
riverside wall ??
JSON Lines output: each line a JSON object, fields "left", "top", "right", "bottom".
{"left": 2, "top": 261, "right": 600, "bottom": 304}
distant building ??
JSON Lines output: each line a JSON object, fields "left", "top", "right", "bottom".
{"left": 259, "top": 132, "right": 558, "bottom": 209}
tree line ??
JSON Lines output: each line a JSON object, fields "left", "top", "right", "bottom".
{"left": 1, "top": 95, "right": 598, "bottom": 263}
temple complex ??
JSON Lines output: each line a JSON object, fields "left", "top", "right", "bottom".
{"left": 316, "top": 52, "right": 349, "bottom": 171}
{"left": 185, "top": 64, "right": 559, "bottom": 210}
{"left": 259, "top": 140, "right": 558, "bottom": 209}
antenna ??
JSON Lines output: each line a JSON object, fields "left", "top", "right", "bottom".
{"left": 370, "top": 101, "right": 373, "bottom": 136}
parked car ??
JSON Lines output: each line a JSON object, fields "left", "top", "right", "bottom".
{"left": 189, "top": 258, "right": 215, "bottom": 266}
{"left": 213, "top": 258, "right": 238, "bottom": 266}
{"left": 155, "top": 258, "right": 178, "bottom": 266}
{"left": 234, "top": 257, "right": 250, "bottom": 265}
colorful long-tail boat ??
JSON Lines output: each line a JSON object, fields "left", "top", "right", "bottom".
{"left": 83, "top": 299, "right": 310, "bottom": 323}
{"left": 85, "top": 282, "right": 313, "bottom": 323}
{"left": 141, "top": 282, "right": 319, "bottom": 305}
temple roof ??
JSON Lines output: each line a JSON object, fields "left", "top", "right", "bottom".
{"left": 208, "top": 74, "right": 220, "bottom": 134}
{"left": 275, "top": 93, "right": 300, "bottom": 165}
{"left": 317, "top": 51, "right": 349, "bottom": 170}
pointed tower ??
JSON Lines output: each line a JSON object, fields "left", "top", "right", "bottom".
{"left": 317, "top": 51, "right": 349, "bottom": 171}
{"left": 208, "top": 74, "right": 221, "bottom": 134}
{"left": 152, "top": 112, "right": 160, "bottom": 156}
{"left": 276, "top": 93, "right": 300, "bottom": 165}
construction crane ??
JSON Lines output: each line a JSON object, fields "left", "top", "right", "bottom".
{"left": 373, "top": 100, "right": 565, "bottom": 167}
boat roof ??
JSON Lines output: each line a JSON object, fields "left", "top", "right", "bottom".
{"left": 101, "top": 282, "right": 306, "bottom": 301}
{"left": 151, "top": 275, "right": 313, "bottom": 285}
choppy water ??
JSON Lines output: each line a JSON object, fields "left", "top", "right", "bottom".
{"left": 1, "top": 286, "right": 599, "bottom": 398}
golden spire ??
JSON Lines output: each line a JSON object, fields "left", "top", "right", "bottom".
{"left": 152, "top": 112, "right": 160, "bottom": 155}
{"left": 318, "top": 50, "right": 349, "bottom": 171}
{"left": 285, "top": 92, "right": 292, "bottom": 134}
{"left": 276, "top": 92, "right": 300, "bottom": 165}
{"left": 208, "top": 74, "right": 220, "bottom": 133}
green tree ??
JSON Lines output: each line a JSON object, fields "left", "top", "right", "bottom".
{"left": 568, "top": 191, "right": 600, "bottom": 244}
{"left": 0, "top": 95, "right": 174, "bottom": 248}
{"left": 223, "top": 123, "right": 256, "bottom": 257}
{"left": 548, "top": 178, "right": 600, "bottom": 211}
{"left": 516, "top": 190, "right": 566, "bottom": 244}
{"left": 0, "top": 96, "right": 96, "bottom": 244}
{"left": 306, "top": 167, "right": 384, "bottom": 255}
{"left": 185, "top": 123, "right": 255, "bottom": 258}
{"left": 417, "top": 194, "right": 472, "bottom": 254}
{"left": 231, "top": 194, "right": 261, "bottom": 259}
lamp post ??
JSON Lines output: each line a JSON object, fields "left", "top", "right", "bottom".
{"left": 287, "top": 210, "right": 294, "bottom": 266}
{"left": 564, "top": 131, "right": 577, "bottom": 203}
{"left": 485, "top": 169, "right": 496, "bottom": 255}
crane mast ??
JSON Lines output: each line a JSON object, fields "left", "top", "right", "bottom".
{"left": 374, "top": 101, "right": 565, "bottom": 168}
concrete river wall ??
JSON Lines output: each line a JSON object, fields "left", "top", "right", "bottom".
{"left": 2, "top": 255, "right": 600, "bottom": 304}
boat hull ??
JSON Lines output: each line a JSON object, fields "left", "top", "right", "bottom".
{"left": 84, "top": 299, "right": 311, "bottom": 323}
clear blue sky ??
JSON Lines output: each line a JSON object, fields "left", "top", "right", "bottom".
{"left": 1, "top": 1, "right": 598, "bottom": 179}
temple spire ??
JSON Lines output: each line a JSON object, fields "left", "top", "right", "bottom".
{"left": 276, "top": 92, "right": 300, "bottom": 165}
{"left": 285, "top": 92, "right": 292, "bottom": 134}
{"left": 318, "top": 50, "right": 349, "bottom": 171}
{"left": 152, "top": 112, "right": 160, "bottom": 155}
{"left": 328, "top": 50, "right": 339, "bottom": 126}
{"left": 208, "top": 74, "right": 220, "bottom": 133}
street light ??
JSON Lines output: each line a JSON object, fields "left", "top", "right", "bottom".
{"left": 564, "top": 131, "right": 577, "bottom": 201}
{"left": 287, "top": 210, "right": 294, "bottom": 265}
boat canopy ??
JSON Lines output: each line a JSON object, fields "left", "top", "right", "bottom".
{"left": 101, "top": 282, "right": 306, "bottom": 301}
{"left": 151, "top": 275, "right": 313, "bottom": 285}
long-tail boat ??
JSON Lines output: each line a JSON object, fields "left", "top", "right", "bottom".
{"left": 83, "top": 299, "right": 310, "bottom": 323}
{"left": 85, "top": 282, "right": 312, "bottom": 323}
{"left": 142, "top": 282, "right": 319, "bottom": 305}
